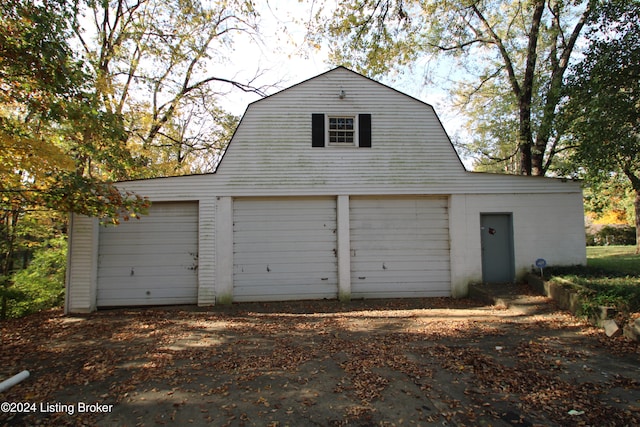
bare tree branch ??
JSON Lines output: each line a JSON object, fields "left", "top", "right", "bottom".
{"left": 470, "top": 4, "right": 522, "bottom": 99}
{"left": 534, "top": 0, "right": 596, "bottom": 174}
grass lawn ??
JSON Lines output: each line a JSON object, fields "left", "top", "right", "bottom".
{"left": 548, "top": 245, "right": 640, "bottom": 314}
{"left": 587, "top": 245, "right": 640, "bottom": 275}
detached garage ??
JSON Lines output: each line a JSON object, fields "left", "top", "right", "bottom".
{"left": 65, "top": 67, "right": 586, "bottom": 312}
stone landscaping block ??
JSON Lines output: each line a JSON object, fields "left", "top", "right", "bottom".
{"left": 527, "top": 274, "right": 639, "bottom": 342}
{"left": 623, "top": 318, "right": 640, "bottom": 341}
{"left": 591, "top": 306, "right": 618, "bottom": 327}
{"left": 602, "top": 319, "right": 621, "bottom": 338}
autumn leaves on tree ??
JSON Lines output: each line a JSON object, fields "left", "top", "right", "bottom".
{"left": 0, "top": 0, "right": 266, "bottom": 317}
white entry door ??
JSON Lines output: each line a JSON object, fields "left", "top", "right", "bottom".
{"left": 97, "top": 202, "right": 199, "bottom": 306}
{"left": 233, "top": 197, "right": 338, "bottom": 302}
{"left": 350, "top": 196, "right": 451, "bottom": 298}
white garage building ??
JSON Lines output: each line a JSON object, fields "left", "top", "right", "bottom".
{"left": 65, "top": 67, "right": 586, "bottom": 312}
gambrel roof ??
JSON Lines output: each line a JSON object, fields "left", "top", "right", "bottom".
{"left": 117, "top": 66, "right": 580, "bottom": 198}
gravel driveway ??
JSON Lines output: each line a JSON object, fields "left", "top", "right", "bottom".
{"left": 1, "top": 287, "right": 639, "bottom": 426}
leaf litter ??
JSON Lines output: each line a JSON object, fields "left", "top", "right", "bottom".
{"left": 1, "top": 293, "right": 638, "bottom": 426}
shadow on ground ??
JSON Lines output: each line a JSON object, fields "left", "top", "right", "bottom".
{"left": 1, "top": 284, "right": 639, "bottom": 426}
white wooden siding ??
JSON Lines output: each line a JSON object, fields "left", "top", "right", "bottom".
{"left": 232, "top": 197, "right": 338, "bottom": 301}
{"left": 350, "top": 196, "right": 451, "bottom": 298}
{"left": 197, "top": 198, "right": 216, "bottom": 305}
{"left": 116, "top": 68, "right": 584, "bottom": 199}
{"left": 96, "top": 202, "right": 198, "bottom": 306}
{"left": 66, "top": 215, "right": 98, "bottom": 312}
{"left": 214, "top": 67, "right": 467, "bottom": 194}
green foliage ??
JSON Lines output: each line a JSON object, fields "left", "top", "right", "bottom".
{"left": 1, "top": 0, "right": 150, "bottom": 221}
{"left": 583, "top": 176, "right": 635, "bottom": 226}
{"left": 547, "top": 246, "right": 640, "bottom": 315}
{"left": 5, "top": 237, "right": 67, "bottom": 318}
{"left": 0, "top": 207, "right": 67, "bottom": 319}
{"left": 314, "top": 0, "right": 596, "bottom": 176}
{"left": 586, "top": 225, "right": 636, "bottom": 246}
{"left": 575, "top": 276, "right": 639, "bottom": 317}
{"left": 563, "top": 0, "right": 640, "bottom": 251}
{"left": 319, "top": 0, "right": 420, "bottom": 77}
{"left": 461, "top": 84, "right": 521, "bottom": 173}
{"left": 0, "top": 0, "right": 86, "bottom": 108}
{"left": 564, "top": 0, "right": 640, "bottom": 180}
{"left": 548, "top": 272, "right": 640, "bottom": 316}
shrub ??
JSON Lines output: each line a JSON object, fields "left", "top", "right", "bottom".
{"left": 586, "top": 225, "right": 636, "bottom": 246}
{"left": 7, "top": 237, "right": 67, "bottom": 318}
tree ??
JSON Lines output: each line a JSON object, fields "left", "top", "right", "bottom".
{"left": 1, "top": 0, "right": 277, "bottom": 317}
{"left": 1, "top": 0, "right": 149, "bottom": 318}
{"left": 312, "top": 0, "right": 597, "bottom": 175}
{"left": 583, "top": 177, "right": 635, "bottom": 226}
{"left": 73, "top": 0, "right": 267, "bottom": 177}
{"left": 563, "top": 0, "right": 640, "bottom": 252}
{"left": 1, "top": 0, "right": 149, "bottom": 212}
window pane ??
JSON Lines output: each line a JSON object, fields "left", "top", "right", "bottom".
{"left": 328, "top": 116, "right": 355, "bottom": 144}
{"left": 345, "top": 118, "right": 353, "bottom": 130}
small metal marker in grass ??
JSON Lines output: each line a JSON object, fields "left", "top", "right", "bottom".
{"left": 535, "top": 258, "right": 547, "bottom": 278}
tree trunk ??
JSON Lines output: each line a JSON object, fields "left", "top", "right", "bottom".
{"left": 635, "top": 190, "right": 640, "bottom": 254}
{"left": 0, "top": 208, "right": 19, "bottom": 320}
{"left": 519, "top": 136, "right": 532, "bottom": 175}
{"left": 625, "top": 170, "right": 640, "bottom": 254}
{"left": 518, "top": 101, "right": 534, "bottom": 176}
{"left": 531, "top": 148, "right": 545, "bottom": 176}
{"left": 518, "top": 0, "right": 545, "bottom": 176}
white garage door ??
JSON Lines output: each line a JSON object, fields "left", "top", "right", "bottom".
{"left": 233, "top": 197, "right": 338, "bottom": 302}
{"left": 350, "top": 196, "right": 450, "bottom": 298}
{"left": 97, "top": 202, "right": 199, "bottom": 307}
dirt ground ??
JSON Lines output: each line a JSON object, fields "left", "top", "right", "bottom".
{"left": 1, "top": 286, "right": 639, "bottom": 427}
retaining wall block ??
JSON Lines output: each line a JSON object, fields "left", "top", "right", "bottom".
{"left": 526, "top": 273, "right": 638, "bottom": 342}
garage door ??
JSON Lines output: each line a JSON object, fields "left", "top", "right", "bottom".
{"left": 350, "top": 196, "right": 450, "bottom": 298}
{"left": 233, "top": 197, "right": 337, "bottom": 301}
{"left": 97, "top": 202, "right": 199, "bottom": 306}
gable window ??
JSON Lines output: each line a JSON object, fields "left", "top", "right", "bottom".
{"left": 312, "top": 113, "right": 371, "bottom": 148}
{"left": 328, "top": 117, "right": 355, "bottom": 145}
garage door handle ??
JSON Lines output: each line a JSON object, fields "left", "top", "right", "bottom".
{"left": 358, "top": 276, "right": 366, "bottom": 280}
{"left": 321, "top": 278, "right": 328, "bottom": 281}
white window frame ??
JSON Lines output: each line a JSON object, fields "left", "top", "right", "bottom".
{"left": 326, "top": 115, "right": 358, "bottom": 147}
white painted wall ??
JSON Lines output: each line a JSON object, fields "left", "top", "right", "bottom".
{"left": 449, "top": 192, "right": 587, "bottom": 295}
{"left": 336, "top": 195, "right": 351, "bottom": 301}
{"left": 197, "top": 198, "right": 216, "bottom": 305}
{"left": 215, "top": 197, "right": 233, "bottom": 304}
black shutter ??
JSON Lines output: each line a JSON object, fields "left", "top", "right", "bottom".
{"left": 312, "top": 114, "right": 325, "bottom": 147}
{"left": 359, "top": 114, "right": 372, "bottom": 147}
